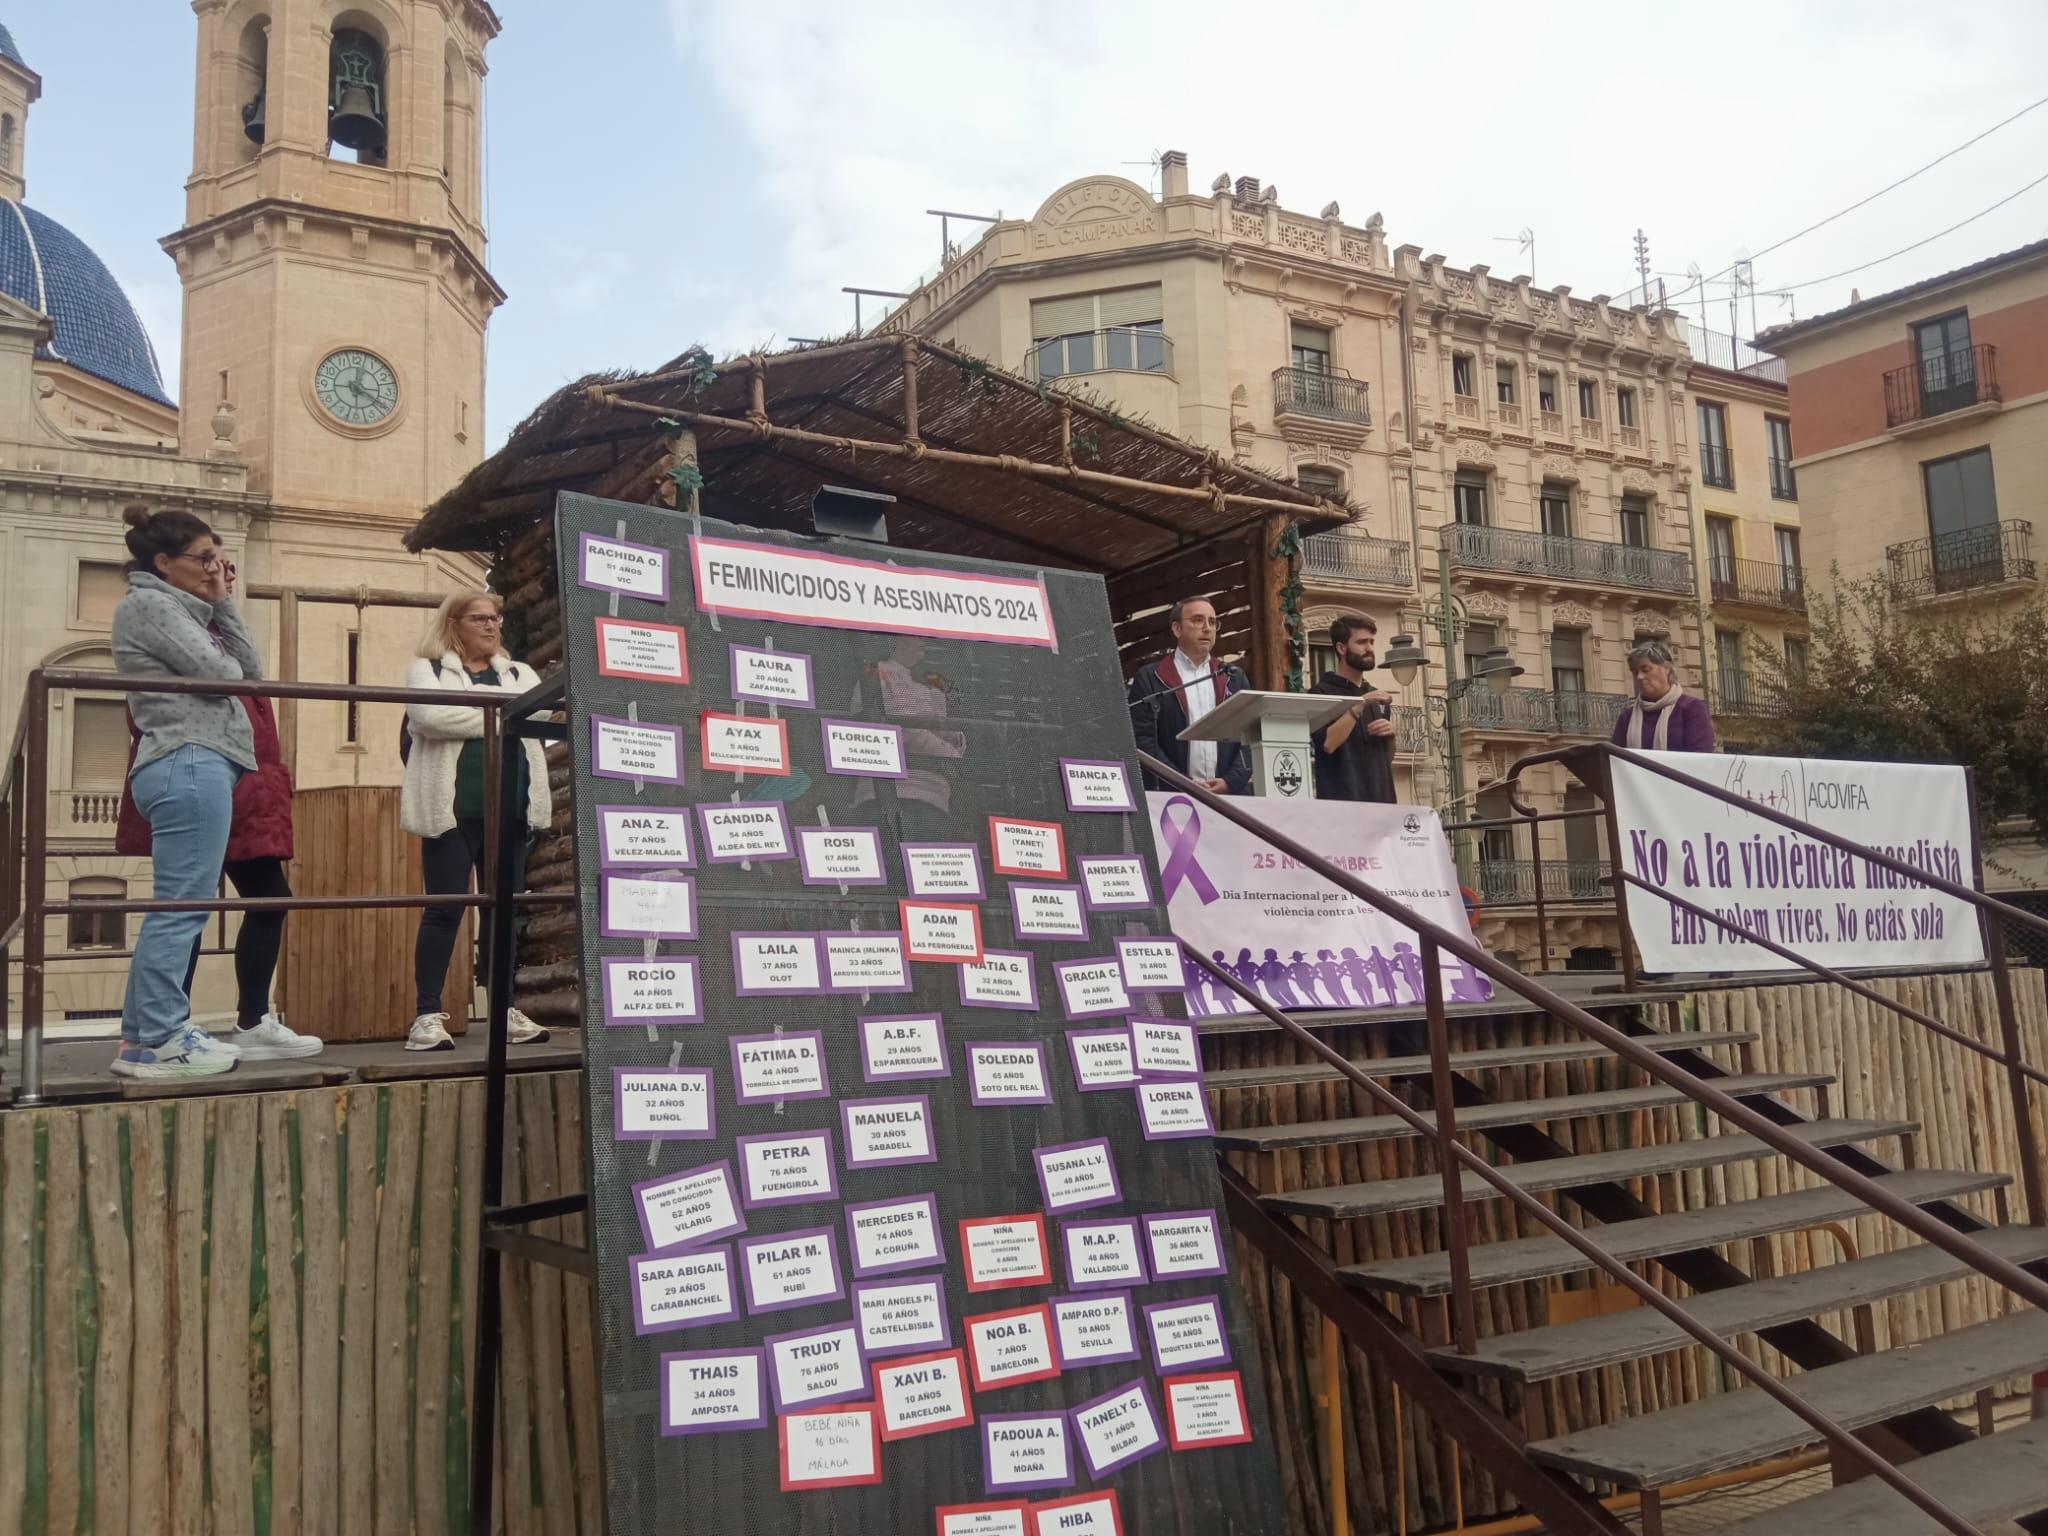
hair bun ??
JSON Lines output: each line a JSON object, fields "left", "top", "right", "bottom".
{"left": 122, "top": 504, "right": 152, "bottom": 530}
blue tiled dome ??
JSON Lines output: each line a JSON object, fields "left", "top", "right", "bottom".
{"left": 0, "top": 24, "right": 21, "bottom": 69}
{"left": 0, "top": 199, "right": 172, "bottom": 406}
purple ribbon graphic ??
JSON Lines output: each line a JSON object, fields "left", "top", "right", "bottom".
{"left": 1156, "top": 796, "right": 1221, "bottom": 905}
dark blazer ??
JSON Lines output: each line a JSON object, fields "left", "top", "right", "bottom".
{"left": 1127, "top": 653, "right": 1253, "bottom": 794}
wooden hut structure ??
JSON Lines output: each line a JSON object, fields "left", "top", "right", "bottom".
{"left": 407, "top": 333, "right": 1348, "bottom": 1027}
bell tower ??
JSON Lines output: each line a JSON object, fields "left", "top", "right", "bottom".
{"left": 163, "top": 0, "right": 504, "bottom": 519}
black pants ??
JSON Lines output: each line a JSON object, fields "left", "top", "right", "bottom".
{"left": 414, "top": 818, "right": 529, "bottom": 1016}
{"left": 182, "top": 857, "right": 290, "bottom": 1030}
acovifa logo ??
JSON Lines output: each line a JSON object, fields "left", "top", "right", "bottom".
{"left": 1272, "top": 749, "right": 1304, "bottom": 797}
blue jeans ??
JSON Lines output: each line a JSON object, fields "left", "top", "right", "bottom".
{"left": 122, "top": 745, "right": 239, "bottom": 1046}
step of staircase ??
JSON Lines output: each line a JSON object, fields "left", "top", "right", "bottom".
{"left": 1201, "top": 1030, "right": 1755, "bottom": 1093}
{"left": 1216, "top": 1071, "right": 1831, "bottom": 1152}
{"left": 1428, "top": 1223, "right": 2048, "bottom": 1382}
{"left": 1261, "top": 1118, "right": 1918, "bottom": 1221}
{"left": 1715, "top": 1415, "right": 2048, "bottom": 1536}
{"left": 1340, "top": 1167, "right": 2010, "bottom": 1297}
{"left": 1526, "top": 1307, "right": 2048, "bottom": 1488}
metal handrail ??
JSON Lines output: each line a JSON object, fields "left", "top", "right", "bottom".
{"left": 1272, "top": 365, "right": 1372, "bottom": 425}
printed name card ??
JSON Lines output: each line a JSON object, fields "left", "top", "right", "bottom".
{"left": 937, "top": 1501, "right": 1032, "bottom": 1536}
{"left": 732, "top": 931, "right": 826, "bottom": 995}
{"left": 821, "top": 717, "right": 907, "bottom": 778}
{"left": 578, "top": 531, "right": 668, "bottom": 600}
{"left": 1070, "top": 1379, "right": 1163, "bottom": 1478}
{"left": 1032, "top": 1138, "right": 1121, "bottom": 1214}
{"left": 1077, "top": 855, "right": 1151, "bottom": 911}
{"left": 1145, "top": 1211, "right": 1227, "bottom": 1279}
{"left": 1060, "top": 1217, "right": 1148, "bottom": 1291}
{"left": 841, "top": 1095, "right": 936, "bottom": 1168}
{"left": 1065, "top": 1027, "right": 1137, "bottom": 1093}
{"left": 1144, "top": 1295, "right": 1231, "bottom": 1372}
{"left": 730, "top": 1030, "right": 830, "bottom": 1103}
{"left": 1060, "top": 758, "right": 1134, "bottom": 813}
{"left": 797, "top": 825, "right": 887, "bottom": 886}
{"left": 903, "top": 842, "right": 986, "bottom": 899}
{"left": 1131, "top": 1017, "right": 1202, "bottom": 1078}
{"left": 981, "top": 1412, "right": 1073, "bottom": 1493}
{"left": 701, "top": 711, "right": 791, "bottom": 775}
{"left": 1053, "top": 958, "right": 1130, "bottom": 1021}
{"left": 874, "top": 1349, "right": 974, "bottom": 1441}
{"left": 696, "top": 801, "right": 793, "bottom": 862}
{"left": 740, "top": 1227, "right": 845, "bottom": 1314}
{"left": 1011, "top": 883, "right": 1086, "bottom": 939}
{"left": 846, "top": 1193, "right": 944, "bottom": 1277}
{"left": 959, "top": 951, "right": 1038, "bottom": 1011}
{"left": 632, "top": 1246, "right": 737, "bottom": 1336}
{"left": 591, "top": 714, "right": 685, "bottom": 784}
{"left": 601, "top": 957, "right": 703, "bottom": 1027}
{"left": 966, "top": 1042, "right": 1051, "bottom": 1105}
{"left": 1137, "top": 1079, "right": 1214, "bottom": 1140}
{"left": 1163, "top": 1373, "right": 1253, "bottom": 1450}
{"left": 612, "top": 1066, "right": 714, "bottom": 1141}
{"left": 766, "top": 1320, "right": 867, "bottom": 1411}
{"left": 1049, "top": 1292, "right": 1138, "bottom": 1366}
{"left": 960, "top": 1214, "right": 1052, "bottom": 1292}
{"left": 729, "top": 642, "right": 814, "bottom": 706}
{"left": 661, "top": 1346, "right": 764, "bottom": 1435}
{"left": 595, "top": 617, "right": 690, "bottom": 683}
{"left": 595, "top": 804, "right": 695, "bottom": 868}
{"left": 633, "top": 1161, "right": 744, "bottom": 1254}
{"left": 965, "top": 1304, "right": 1060, "bottom": 1390}
{"left": 858, "top": 1013, "right": 950, "bottom": 1082}
{"left": 737, "top": 1128, "right": 839, "bottom": 1209}
{"left": 600, "top": 871, "right": 696, "bottom": 940}
{"left": 901, "top": 899, "right": 985, "bottom": 963}
{"left": 779, "top": 1404, "right": 882, "bottom": 1491}
{"left": 1029, "top": 1491, "right": 1122, "bottom": 1536}
{"left": 989, "top": 816, "right": 1067, "bottom": 878}
{"left": 1115, "top": 937, "right": 1184, "bottom": 992}
{"left": 853, "top": 1275, "right": 952, "bottom": 1358}
{"left": 823, "top": 931, "right": 911, "bottom": 993}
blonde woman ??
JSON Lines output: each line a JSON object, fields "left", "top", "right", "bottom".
{"left": 401, "top": 589, "right": 553, "bottom": 1050}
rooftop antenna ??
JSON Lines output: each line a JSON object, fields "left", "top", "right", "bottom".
{"left": 925, "top": 208, "right": 998, "bottom": 265}
{"left": 842, "top": 287, "right": 913, "bottom": 335}
{"left": 1494, "top": 227, "right": 1535, "bottom": 282}
{"left": 1633, "top": 229, "right": 1652, "bottom": 306}
{"left": 1121, "top": 149, "right": 1164, "bottom": 193}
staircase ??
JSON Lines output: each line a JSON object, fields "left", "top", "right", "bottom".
{"left": 1207, "top": 992, "right": 2048, "bottom": 1536}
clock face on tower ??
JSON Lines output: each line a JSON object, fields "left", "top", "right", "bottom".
{"left": 313, "top": 348, "right": 400, "bottom": 427}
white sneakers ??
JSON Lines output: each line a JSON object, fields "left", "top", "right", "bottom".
{"left": 404, "top": 1008, "right": 551, "bottom": 1050}
{"left": 234, "top": 1013, "right": 325, "bottom": 1060}
{"left": 111, "top": 1025, "right": 239, "bottom": 1079}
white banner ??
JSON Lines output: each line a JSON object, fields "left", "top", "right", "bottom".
{"left": 1609, "top": 751, "right": 1984, "bottom": 972}
{"left": 1146, "top": 793, "right": 1491, "bottom": 1011}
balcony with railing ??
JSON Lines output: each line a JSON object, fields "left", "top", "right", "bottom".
{"left": 1885, "top": 343, "right": 2000, "bottom": 430}
{"left": 1547, "top": 689, "right": 1630, "bottom": 739}
{"left": 49, "top": 787, "right": 122, "bottom": 840}
{"left": 1770, "top": 456, "right": 1797, "bottom": 500}
{"left": 1274, "top": 366, "right": 1371, "bottom": 427}
{"left": 1707, "top": 674, "right": 1783, "bottom": 719}
{"left": 1708, "top": 556, "right": 1807, "bottom": 613}
{"left": 1394, "top": 705, "right": 1428, "bottom": 756}
{"left": 1302, "top": 530, "right": 1413, "bottom": 590}
{"left": 1451, "top": 392, "right": 1480, "bottom": 420}
{"left": 1025, "top": 326, "right": 1175, "bottom": 383}
{"left": 1699, "top": 441, "right": 1733, "bottom": 488}
{"left": 1456, "top": 686, "right": 1555, "bottom": 734}
{"left": 1887, "top": 518, "right": 2037, "bottom": 601}
{"left": 1475, "top": 858, "right": 1609, "bottom": 906}
{"left": 1441, "top": 521, "right": 1694, "bottom": 594}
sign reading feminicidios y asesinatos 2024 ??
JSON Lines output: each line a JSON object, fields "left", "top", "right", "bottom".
{"left": 556, "top": 493, "right": 1287, "bottom": 1536}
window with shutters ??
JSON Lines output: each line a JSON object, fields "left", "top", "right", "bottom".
{"left": 1784, "top": 635, "right": 1808, "bottom": 683}
{"left": 1577, "top": 377, "right": 1599, "bottom": 421}
{"left": 1451, "top": 353, "right": 1476, "bottom": 398}
{"left": 1030, "top": 286, "right": 1166, "bottom": 379}
{"left": 1539, "top": 483, "right": 1573, "bottom": 539}
{"left": 76, "top": 562, "right": 127, "bottom": 625}
{"left": 1453, "top": 471, "right": 1489, "bottom": 526}
{"left": 1615, "top": 387, "right": 1638, "bottom": 428}
{"left": 1296, "top": 466, "right": 1342, "bottom": 496}
{"left": 70, "top": 698, "right": 129, "bottom": 788}
{"left": 1550, "top": 628, "right": 1585, "bottom": 693}
{"left": 67, "top": 876, "right": 127, "bottom": 951}
{"left": 1619, "top": 495, "right": 1650, "bottom": 548}
{"left": 1537, "top": 370, "right": 1559, "bottom": 413}
{"left": 1495, "top": 362, "right": 1517, "bottom": 405}
{"left": 1698, "top": 401, "right": 1733, "bottom": 487}
{"left": 1290, "top": 323, "right": 1332, "bottom": 374}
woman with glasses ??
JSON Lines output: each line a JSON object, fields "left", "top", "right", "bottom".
{"left": 400, "top": 589, "right": 553, "bottom": 1051}
{"left": 107, "top": 505, "right": 259, "bottom": 1077}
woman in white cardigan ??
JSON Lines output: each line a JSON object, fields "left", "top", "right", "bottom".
{"left": 401, "top": 589, "right": 553, "bottom": 1050}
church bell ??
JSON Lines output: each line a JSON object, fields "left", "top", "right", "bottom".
{"left": 327, "top": 29, "right": 387, "bottom": 155}
{"left": 241, "top": 90, "right": 266, "bottom": 145}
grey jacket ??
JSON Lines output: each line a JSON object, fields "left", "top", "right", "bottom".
{"left": 111, "top": 572, "right": 261, "bottom": 773}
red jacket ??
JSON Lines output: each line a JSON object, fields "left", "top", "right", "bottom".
{"left": 115, "top": 692, "right": 294, "bottom": 862}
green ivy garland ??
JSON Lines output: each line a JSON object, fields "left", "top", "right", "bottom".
{"left": 1271, "top": 522, "right": 1306, "bottom": 692}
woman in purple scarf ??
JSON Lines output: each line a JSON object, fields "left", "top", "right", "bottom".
{"left": 1611, "top": 640, "right": 1717, "bottom": 753}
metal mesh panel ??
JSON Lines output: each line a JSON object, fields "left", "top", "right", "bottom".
{"left": 554, "top": 493, "right": 1288, "bottom": 1533}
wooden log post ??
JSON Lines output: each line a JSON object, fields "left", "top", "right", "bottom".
{"left": 1246, "top": 511, "right": 1298, "bottom": 691}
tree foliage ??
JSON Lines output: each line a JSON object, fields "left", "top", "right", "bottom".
{"left": 1746, "top": 572, "right": 2048, "bottom": 833}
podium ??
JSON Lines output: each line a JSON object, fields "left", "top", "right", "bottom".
{"left": 1180, "top": 688, "right": 1352, "bottom": 799}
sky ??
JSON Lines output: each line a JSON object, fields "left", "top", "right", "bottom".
{"left": 16, "top": 0, "right": 2048, "bottom": 447}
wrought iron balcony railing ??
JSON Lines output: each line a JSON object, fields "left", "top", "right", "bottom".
{"left": 1885, "top": 343, "right": 1999, "bottom": 428}
{"left": 1548, "top": 689, "right": 1630, "bottom": 739}
{"left": 1441, "top": 521, "right": 1695, "bottom": 594}
{"left": 1394, "top": 705, "right": 1428, "bottom": 755}
{"left": 1769, "top": 456, "right": 1797, "bottom": 500}
{"left": 1708, "top": 556, "right": 1807, "bottom": 612}
{"left": 1274, "top": 365, "right": 1371, "bottom": 425}
{"left": 1025, "top": 326, "right": 1174, "bottom": 383}
{"left": 1699, "top": 441, "right": 1733, "bottom": 488}
{"left": 1887, "top": 518, "right": 2036, "bottom": 600}
{"left": 1302, "top": 531, "right": 1413, "bottom": 589}
{"left": 1456, "top": 686, "right": 1556, "bottom": 733}
{"left": 1707, "top": 675, "right": 1783, "bottom": 718}
{"left": 1476, "top": 858, "right": 1610, "bottom": 906}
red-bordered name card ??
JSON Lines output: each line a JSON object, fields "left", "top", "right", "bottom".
{"left": 1162, "top": 1371, "right": 1252, "bottom": 1450}
{"left": 959, "top": 1213, "right": 1051, "bottom": 1293}
{"left": 701, "top": 711, "right": 791, "bottom": 775}
{"left": 594, "top": 617, "right": 689, "bottom": 683}
{"left": 873, "top": 1349, "right": 974, "bottom": 1441}
{"left": 778, "top": 1402, "right": 882, "bottom": 1490}
{"left": 936, "top": 1499, "right": 1031, "bottom": 1536}
{"left": 989, "top": 816, "right": 1067, "bottom": 878}
{"left": 1029, "top": 1489, "right": 1123, "bottom": 1536}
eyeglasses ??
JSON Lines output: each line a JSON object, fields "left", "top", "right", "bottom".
{"left": 172, "top": 552, "right": 224, "bottom": 570}
{"left": 461, "top": 614, "right": 504, "bottom": 627}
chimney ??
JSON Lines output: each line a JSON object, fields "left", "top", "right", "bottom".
{"left": 1235, "top": 175, "right": 1261, "bottom": 203}
{"left": 1159, "top": 150, "right": 1188, "bottom": 199}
